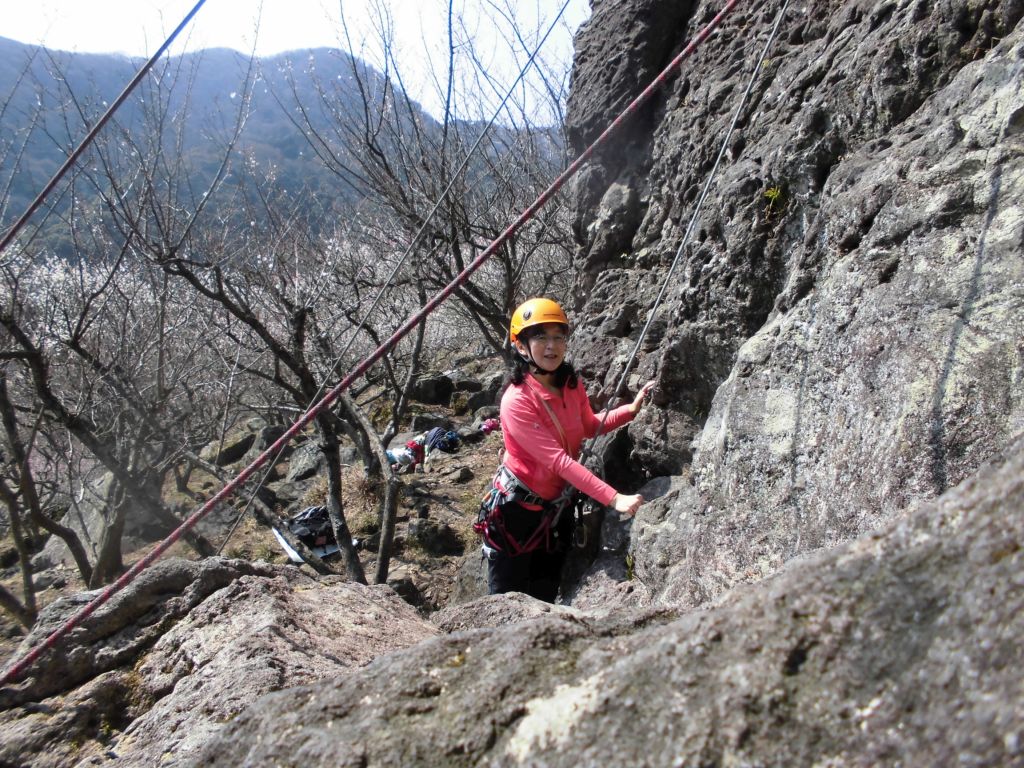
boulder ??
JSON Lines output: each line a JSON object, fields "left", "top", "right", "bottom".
{"left": 565, "top": 0, "right": 1024, "bottom": 609}
{"left": 465, "top": 371, "right": 505, "bottom": 411}
{"left": 409, "top": 374, "right": 454, "bottom": 406}
{"left": 192, "top": 438, "right": 1024, "bottom": 766}
{"left": 448, "top": 550, "right": 490, "bottom": 606}
{"left": 407, "top": 519, "right": 464, "bottom": 556}
{"left": 241, "top": 423, "right": 290, "bottom": 464}
{"left": 0, "top": 558, "right": 437, "bottom": 768}
{"left": 284, "top": 441, "right": 325, "bottom": 482}
{"left": 409, "top": 413, "right": 451, "bottom": 432}
{"left": 200, "top": 430, "right": 256, "bottom": 467}
{"left": 471, "top": 405, "right": 500, "bottom": 425}
{"left": 443, "top": 368, "right": 483, "bottom": 392}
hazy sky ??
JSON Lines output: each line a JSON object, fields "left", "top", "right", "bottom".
{"left": 1, "top": 0, "right": 591, "bottom": 119}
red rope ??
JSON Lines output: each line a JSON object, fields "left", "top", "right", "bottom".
{"left": 1, "top": 0, "right": 741, "bottom": 687}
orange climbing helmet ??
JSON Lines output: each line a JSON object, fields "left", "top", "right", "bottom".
{"left": 509, "top": 298, "right": 569, "bottom": 344}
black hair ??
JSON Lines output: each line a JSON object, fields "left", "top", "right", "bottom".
{"left": 506, "top": 326, "right": 579, "bottom": 389}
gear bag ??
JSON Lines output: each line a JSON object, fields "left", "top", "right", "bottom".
{"left": 285, "top": 505, "right": 335, "bottom": 548}
{"left": 425, "top": 427, "right": 460, "bottom": 453}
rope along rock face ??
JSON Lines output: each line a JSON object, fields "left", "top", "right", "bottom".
{"left": 0, "top": 0, "right": 744, "bottom": 687}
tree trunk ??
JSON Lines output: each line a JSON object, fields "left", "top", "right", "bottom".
{"left": 0, "top": 482, "right": 37, "bottom": 627}
{"left": 318, "top": 425, "right": 367, "bottom": 584}
{"left": 0, "top": 373, "right": 93, "bottom": 584}
{"left": 325, "top": 398, "right": 402, "bottom": 584}
{"left": 373, "top": 474, "right": 401, "bottom": 585}
{"left": 0, "top": 584, "right": 34, "bottom": 629}
{"left": 89, "top": 485, "right": 128, "bottom": 587}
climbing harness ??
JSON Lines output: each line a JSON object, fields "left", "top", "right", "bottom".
{"left": 473, "top": 465, "right": 576, "bottom": 557}
{"left": 493, "top": 464, "right": 548, "bottom": 507}
{"left": 474, "top": 375, "right": 585, "bottom": 557}
{"left": 1, "top": 0, "right": 744, "bottom": 687}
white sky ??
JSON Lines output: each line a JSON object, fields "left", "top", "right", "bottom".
{"left": 1, "top": 0, "right": 591, "bottom": 119}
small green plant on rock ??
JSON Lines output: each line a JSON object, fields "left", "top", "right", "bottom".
{"left": 764, "top": 184, "right": 784, "bottom": 217}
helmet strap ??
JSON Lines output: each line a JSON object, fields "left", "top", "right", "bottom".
{"left": 517, "top": 346, "right": 557, "bottom": 377}
{"left": 515, "top": 342, "right": 545, "bottom": 373}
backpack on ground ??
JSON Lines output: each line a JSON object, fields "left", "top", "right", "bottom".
{"left": 425, "top": 427, "right": 460, "bottom": 453}
{"left": 285, "top": 505, "right": 335, "bottom": 548}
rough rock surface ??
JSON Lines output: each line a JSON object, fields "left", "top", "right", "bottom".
{"left": 193, "top": 438, "right": 1023, "bottom": 767}
{"left": 2, "top": 1, "right": 1023, "bottom": 765}
{"left": 431, "top": 591, "right": 583, "bottom": 634}
{"left": 0, "top": 559, "right": 437, "bottom": 767}
{"left": 566, "top": 0, "right": 1024, "bottom": 607}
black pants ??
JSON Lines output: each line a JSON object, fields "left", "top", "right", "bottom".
{"left": 486, "top": 501, "right": 573, "bottom": 603}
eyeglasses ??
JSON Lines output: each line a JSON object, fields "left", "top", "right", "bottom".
{"left": 528, "top": 333, "right": 569, "bottom": 346}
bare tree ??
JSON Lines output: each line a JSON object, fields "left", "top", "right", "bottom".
{"left": 0, "top": 1, "right": 583, "bottom": 611}
{"left": 274, "top": 0, "right": 575, "bottom": 355}
{"left": 0, "top": 49, "right": 256, "bottom": 608}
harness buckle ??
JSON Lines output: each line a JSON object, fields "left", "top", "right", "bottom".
{"left": 494, "top": 464, "right": 545, "bottom": 507}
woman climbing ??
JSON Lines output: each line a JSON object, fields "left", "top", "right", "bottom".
{"left": 477, "top": 297, "right": 655, "bottom": 602}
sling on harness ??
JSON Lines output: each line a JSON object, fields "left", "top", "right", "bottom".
{"left": 473, "top": 464, "right": 575, "bottom": 557}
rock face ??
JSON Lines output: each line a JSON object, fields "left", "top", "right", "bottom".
{"left": 566, "top": 0, "right": 1024, "bottom": 607}
{"left": 193, "top": 439, "right": 1024, "bottom": 767}
{"left": 2, "top": 2, "right": 1022, "bottom": 765}
{"left": 0, "top": 559, "right": 437, "bottom": 767}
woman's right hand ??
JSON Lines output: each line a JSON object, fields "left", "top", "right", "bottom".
{"left": 612, "top": 493, "right": 644, "bottom": 516}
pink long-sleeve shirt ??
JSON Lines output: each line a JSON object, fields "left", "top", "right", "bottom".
{"left": 499, "top": 373, "right": 636, "bottom": 506}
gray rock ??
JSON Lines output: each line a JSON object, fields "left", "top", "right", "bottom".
{"left": 284, "top": 441, "right": 325, "bottom": 482}
{"left": 200, "top": 429, "right": 256, "bottom": 467}
{"left": 0, "top": 559, "right": 437, "bottom": 768}
{"left": 279, "top": 439, "right": 355, "bottom": 485}
{"left": 241, "top": 424, "right": 290, "bottom": 464}
{"left": 569, "top": 475, "right": 684, "bottom": 612}
{"left": 387, "top": 575, "right": 424, "bottom": 608}
{"left": 438, "top": 465, "right": 473, "bottom": 483}
{"left": 407, "top": 519, "right": 464, "bottom": 556}
{"left": 262, "top": 479, "right": 307, "bottom": 506}
{"left": 443, "top": 368, "right": 483, "bottom": 392}
{"left": 456, "top": 425, "right": 486, "bottom": 444}
{"left": 566, "top": 0, "right": 1024, "bottom": 609}
{"left": 471, "top": 404, "right": 500, "bottom": 423}
{"left": 29, "top": 569, "right": 67, "bottom": 591}
{"left": 465, "top": 390, "right": 497, "bottom": 412}
{"left": 192, "top": 440, "right": 1024, "bottom": 767}
{"left": 432, "top": 592, "right": 583, "bottom": 633}
{"left": 448, "top": 549, "right": 489, "bottom": 606}
{"left": 2, "top": 558, "right": 277, "bottom": 709}
{"left": 410, "top": 374, "right": 454, "bottom": 406}
{"left": 466, "top": 371, "right": 505, "bottom": 412}
{"left": 409, "top": 413, "right": 451, "bottom": 432}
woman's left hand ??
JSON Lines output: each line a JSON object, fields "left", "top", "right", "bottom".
{"left": 630, "top": 380, "right": 656, "bottom": 414}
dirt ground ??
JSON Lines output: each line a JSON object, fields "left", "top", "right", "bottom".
{"left": 0, "top": 428, "right": 503, "bottom": 665}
